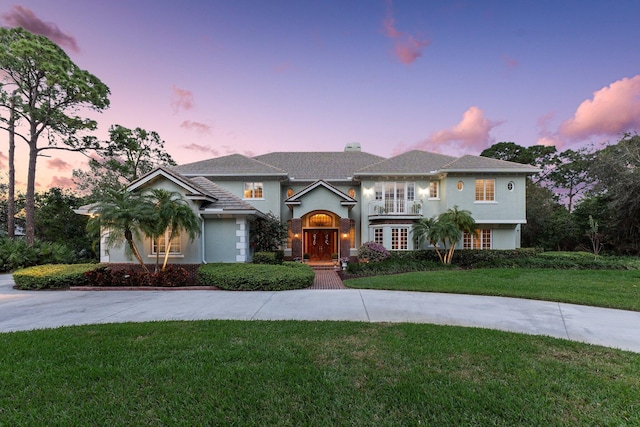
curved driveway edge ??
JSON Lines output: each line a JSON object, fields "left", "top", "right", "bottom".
{"left": 2, "top": 274, "right": 639, "bottom": 353}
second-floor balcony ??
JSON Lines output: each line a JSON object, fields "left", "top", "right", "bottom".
{"left": 369, "top": 200, "right": 423, "bottom": 217}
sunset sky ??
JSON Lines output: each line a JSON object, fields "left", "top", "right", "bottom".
{"left": 2, "top": 0, "right": 640, "bottom": 191}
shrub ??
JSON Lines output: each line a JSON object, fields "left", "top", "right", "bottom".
{"left": 13, "top": 263, "right": 101, "bottom": 290}
{"left": 198, "top": 262, "right": 314, "bottom": 291}
{"left": 84, "top": 265, "right": 191, "bottom": 287}
{"left": 253, "top": 251, "right": 284, "bottom": 265}
{"left": 149, "top": 266, "right": 190, "bottom": 287}
{"left": 345, "top": 257, "right": 445, "bottom": 277}
{"left": 0, "top": 237, "right": 77, "bottom": 272}
{"left": 358, "top": 242, "right": 391, "bottom": 262}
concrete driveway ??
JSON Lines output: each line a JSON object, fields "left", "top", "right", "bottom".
{"left": 2, "top": 274, "right": 639, "bottom": 353}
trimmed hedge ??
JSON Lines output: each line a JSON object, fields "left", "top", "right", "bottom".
{"left": 252, "top": 251, "right": 284, "bottom": 265}
{"left": 345, "top": 249, "right": 638, "bottom": 278}
{"left": 198, "top": 262, "right": 314, "bottom": 291}
{"left": 13, "top": 263, "right": 102, "bottom": 290}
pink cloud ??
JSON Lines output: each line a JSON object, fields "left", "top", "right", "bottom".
{"left": 399, "top": 106, "right": 501, "bottom": 155}
{"left": 180, "top": 120, "right": 212, "bottom": 135}
{"left": 0, "top": 151, "right": 7, "bottom": 170}
{"left": 183, "top": 143, "right": 219, "bottom": 156}
{"left": 170, "top": 85, "right": 195, "bottom": 112}
{"left": 49, "top": 176, "right": 75, "bottom": 189}
{"left": 382, "top": 4, "right": 431, "bottom": 65}
{"left": 1, "top": 6, "right": 80, "bottom": 52}
{"left": 46, "top": 158, "right": 72, "bottom": 172}
{"left": 559, "top": 75, "right": 640, "bottom": 140}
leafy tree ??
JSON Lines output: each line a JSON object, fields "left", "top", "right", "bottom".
{"left": 87, "top": 189, "right": 154, "bottom": 273}
{"left": 480, "top": 142, "right": 557, "bottom": 183}
{"left": 588, "top": 132, "right": 640, "bottom": 253}
{"left": 547, "top": 148, "right": 595, "bottom": 212}
{"left": 572, "top": 194, "right": 612, "bottom": 252}
{"left": 521, "top": 181, "right": 577, "bottom": 250}
{"left": 144, "top": 189, "right": 200, "bottom": 271}
{"left": 33, "top": 187, "right": 91, "bottom": 258}
{"left": 251, "top": 213, "right": 288, "bottom": 252}
{"left": 73, "top": 125, "right": 176, "bottom": 200}
{"left": 413, "top": 206, "right": 476, "bottom": 264}
{"left": 0, "top": 27, "right": 110, "bottom": 245}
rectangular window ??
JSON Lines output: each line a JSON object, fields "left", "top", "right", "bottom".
{"left": 407, "top": 182, "right": 415, "bottom": 201}
{"left": 244, "top": 182, "right": 263, "bottom": 199}
{"left": 475, "top": 179, "right": 495, "bottom": 201}
{"left": 429, "top": 181, "right": 439, "bottom": 199}
{"left": 152, "top": 231, "right": 181, "bottom": 254}
{"left": 374, "top": 228, "right": 384, "bottom": 245}
{"left": 391, "top": 228, "right": 408, "bottom": 250}
{"left": 374, "top": 182, "right": 383, "bottom": 201}
{"left": 463, "top": 229, "right": 492, "bottom": 249}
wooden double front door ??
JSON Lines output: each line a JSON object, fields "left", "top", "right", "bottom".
{"left": 304, "top": 229, "right": 337, "bottom": 261}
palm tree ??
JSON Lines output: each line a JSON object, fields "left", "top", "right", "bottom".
{"left": 412, "top": 206, "right": 476, "bottom": 265}
{"left": 412, "top": 217, "right": 445, "bottom": 264}
{"left": 87, "top": 189, "right": 154, "bottom": 273}
{"left": 145, "top": 189, "right": 201, "bottom": 271}
{"left": 439, "top": 205, "right": 476, "bottom": 264}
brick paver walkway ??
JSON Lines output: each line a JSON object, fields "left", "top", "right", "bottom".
{"left": 309, "top": 270, "right": 347, "bottom": 290}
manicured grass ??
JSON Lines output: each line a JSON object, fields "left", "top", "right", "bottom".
{"left": 344, "top": 268, "right": 640, "bottom": 311}
{"left": 1, "top": 321, "right": 638, "bottom": 425}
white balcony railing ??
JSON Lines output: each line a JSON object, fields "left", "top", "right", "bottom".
{"left": 369, "top": 200, "right": 422, "bottom": 216}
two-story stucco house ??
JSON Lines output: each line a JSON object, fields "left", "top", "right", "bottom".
{"left": 96, "top": 144, "right": 538, "bottom": 265}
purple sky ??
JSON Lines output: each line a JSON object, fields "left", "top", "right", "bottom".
{"left": 2, "top": 0, "right": 640, "bottom": 191}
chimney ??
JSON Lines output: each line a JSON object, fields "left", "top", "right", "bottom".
{"left": 344, "top": 142, "right": 361, "bottom": 152}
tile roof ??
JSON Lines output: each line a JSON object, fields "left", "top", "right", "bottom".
{"left": 253, "top": 151, "right": 385, "bottom": 180}
{"left": 171, "top": 153, "right": 287, "bottom": 176}
{"left": 188, "top": 177, "right": 258, "bottom": 211}
{"left": 355, "top": 150, "right": 458, "bottom": 175}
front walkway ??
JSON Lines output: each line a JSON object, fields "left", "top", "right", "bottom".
{"left": 309, "top": 270, "right": 346, "bottom": 289}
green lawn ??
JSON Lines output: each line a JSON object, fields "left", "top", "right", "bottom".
{"left": 344, "top": 268, "right": 640, "bottom": 311}
{"left": 1, "top": 321, "right": 639, "bottom": 425}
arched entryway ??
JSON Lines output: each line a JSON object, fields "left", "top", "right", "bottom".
{"left": 302, "top": 211, "right": 339, "bottom": 261}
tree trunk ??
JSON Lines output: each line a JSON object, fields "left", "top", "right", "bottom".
{"left": 25, "top": 136, "right": 38, "bottom": 246}
{"left": 124, "top": 229, "right": 149, "bottom": 274}
{"left": 7, "top": 96, "right": 16, "bottom": 238}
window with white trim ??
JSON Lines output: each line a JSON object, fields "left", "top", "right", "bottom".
{"left": 463, "top": 229, "right": 492, "bottom": 249}
{"left": 429, "top": 181, "right": 439, "bottom": 199}
{"left": 391, "top": 228, "right": 408, "bottom": 250}
{"left": 374, "top": 227, "right": 383, "bottom": 245}
{"left": 244, "top": 182, "right": 263, "bottom": 199}
{"left": 152, "top": 230, "right": 181, "bottom": 255}
{"left": 475, "top": 179, "right": 495, "bottom": 201}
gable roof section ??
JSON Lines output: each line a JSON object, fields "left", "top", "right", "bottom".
{"left": 254, "top": 151, "right": 385, "bottom": 181}
{"left": 188, "top": 177, "right": 259, "bottom": 211}
{"left": 171, "top": 153, "right": 287, "bottom": 177}
{"left": 441, "top": 155, "right": 541, "bottom": 173}
{"left": 285, "top": 180, "right": 357, "bottom": 207}
{"left": 127, "top": 167, "right": 260, "bottom": 214}
{"left": 128, "top": 167, "right": 213, "bottom": 197}
{"left": 355, "top": 150, "right": 458, "bottom": 176}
